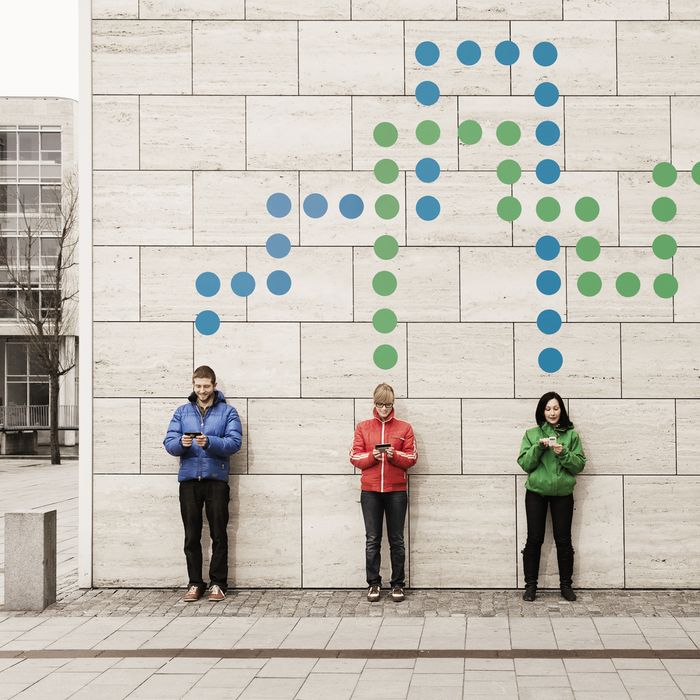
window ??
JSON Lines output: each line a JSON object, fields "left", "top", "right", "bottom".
{"left": 19, "top": 132, "right": 39, "bottom": 161}
{"left": 0, "top": 132, "right": 17, "bottom": 160}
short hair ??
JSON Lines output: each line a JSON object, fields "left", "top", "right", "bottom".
{"left": 535, "top": 391, "right": 572, "bottom": 429}
{"left": 192, "top": 365, "right": 216, "bottom": 384}
{"left": 373, "top": 383, "right": 395, "bottom": 405}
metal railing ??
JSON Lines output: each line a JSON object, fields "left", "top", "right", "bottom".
{"left": 0, "top": 405, "right": 78, "bottom": 430}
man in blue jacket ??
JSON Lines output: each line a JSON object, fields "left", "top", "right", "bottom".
{"left": 163, "top": 365, "right": 242, "bottom": 602}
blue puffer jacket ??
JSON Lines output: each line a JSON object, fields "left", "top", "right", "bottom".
{"left": 163, "top": 390, "right": 242, "bottom": 483}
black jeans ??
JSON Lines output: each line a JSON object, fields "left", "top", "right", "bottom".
{"left": 360, "top": 490, "right": 408, "bottom": 588}
{"left": 522, "top": 489, "right": 575, "bottom": 587}
{"left": 179, "top": 479, "right": 230, "bottom": 592}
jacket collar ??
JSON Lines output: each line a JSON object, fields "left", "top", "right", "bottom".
{"left": 373, "top": 407, "right": 395, "bottom": 423}
{"left": 188, "top": 389, "right": 226, "bottom": 407}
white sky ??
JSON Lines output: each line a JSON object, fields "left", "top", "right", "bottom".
{"left": 0, "top": 0, "right": 79, "bottom": 101}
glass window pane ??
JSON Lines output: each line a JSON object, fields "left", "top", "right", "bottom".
{"left": 19, "top": 132, "right": 39, "bottom": 160}
{"left": 18, "top": 238, "right": 40, "bottom": 265}
{"left": 40, "top": 132, "right": 60, "bottom": 151}
{"left": 0, "top": 132, "right": 17, "bottom": 160}
{"left": 29, "top": 351, "right": 49, "bottom": 376}
{"left": 41, "top": 151, "right": 61, "bottom": 165}
{"left": 6, "top": 343, "right": 27, "bottom": 376}
{"left": 0, "top": 185, "right": 16, "bottom": 214}
{"left": 18, "top": 184, "right": 39, "bottom": 212}
{"left": 0, "top": 289, "right": 17, "bottom": 318}
{"left": 29, "top": 382, "right": 49, "bottom": 405}
{"left": 0, "top": 163, "right": 17, "bottom": 177}
{"left": 41, "top": 185, "right": 60, "bottom": 208}
{"left": 40, "top": 237, "right": 59, "bottom": 265}
{"left": 41, "top": 289, "right": 57, "bottom": 318}
{"left": 7, "top": 383, "right": 27, "bottom": 406}
{"left": 19, "top": 164, "right": 40, "bottom": 178}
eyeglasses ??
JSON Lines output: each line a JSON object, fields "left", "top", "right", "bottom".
{"left": 375, "top": 403, "right": 394, "bottom": 409}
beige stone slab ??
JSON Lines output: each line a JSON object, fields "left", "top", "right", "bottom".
{"left": 619, "top": 21, "right": 700, "bottom": 95}
{"left": 247, "top": 97, "right": 352, "bottom": 170}
{"left": 564, "top": 0, "right": 667, "bottom": 18}
{"left": 299, "top": 171, "right": 406, "bottom": 246}
{"left": 247, "top": 247, "right": 353, "bottom": 321}
{"left": 512, "top": 21, "right": 616, "bottom": 96}
{"left": 194, "top": 171, "right": 298, "bottom": 246}
{"left": 247, "top": 0, "right": 349, "bottom": 19}
{"left": 458, "top": 96, "right": 564, "bottom": 171}
{"left": 625, "top": 477, "right": 700, "bottom": 587}
{"left": 460, "top": 247, "right": 565, "bottom": 322}
{"left": 516, "top": 475, "right": 624, "bottom": 587}
{"left": 405, "top": 22, "right": 510, "bottom": 97}
{"left": 300, "top": 22, "right": 403, "bottom": 95}
{"left": 141, "top": 0, "right": 244, "bottom": 17}
{"left": 140, "top": 246, "right": 247, "bottom": 322}
{"left": 513, "top": 171, "right": 618, "bottom": 247}
{"left": 355, "top": 0, "right": 456, "bottom": 19}
{"left": 93, "top": 96, "right": 139, "bottom": 169}
{"left": 141, "top": 398, "right": 247, "bottom": 475}
{"left": 94, "top": 322, "right": 193, "bottom": 397}
{"left": 514, "top": 323, "right": 621, "bottom": 398}
{"left": 93, "top": 246, "right": 139, "bottom": 321}
{"left": 247, "top": 399, "right": 354, "bottom": 474}
{"left": 92, "top": 20, "right": 191, "bottom": 95}
{"left": 678, "top": 400, "right": 700, "bottom": 474}
{"left": 410, "top": 476, "right": 515, "bottom": 586}
{"left": 408, "top": 323, "right": 514, "bottom": 397}
{"left": 94, "top": 399, "right": 140, "bottom": 474}
{"left": 565, "top": 98, "right": 670, "bottom": 171}
{"left": 354, "top": 247, "right": 459, "bottom": 322}
{"left": 352, "top": 96, "right": 459, "bottom": 171}
{"left": 458, "top": 0, "right": 561, "bottom": 19}
{"left": 622, "top": 324, "right": 700, "bottom": 398}
{"left": 567, "top": 247, "right": 673, "bottom": 322}
{"left": 93, "top": 171, "right": 192, "bottom": 246}
{"left": 407, "top": 172, "right": 512, "bottom": 245}
{"left": 192, "top": 21, "right": 297, "bottom": 95}
{"left": 140, "top": 96, "right": 245, "bottom": 170}
{"left": 619, "top": 172, "right": 700, "bottom": 246}
{"left": 301, "top": 323, "right": 407, "bottom": 397}
{"left": 463, "top": 399, "right": 533, "bottom": 474}
{"left": 671, "top": 0, "right": 700, "bottom": 18}
{"left": 194, "top": 323, "right": 300, "bottom": 398}
{"left": 93, "top": 0, "right": 137, "bottom": 18}
{"left": 671, "top": 98, "right": 700, "bottom": 170}
{"left": 568, "top": 400, "right": 675, "bottom": 475}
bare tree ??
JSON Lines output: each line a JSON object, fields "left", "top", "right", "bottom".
{"left": 0, "top": 174, "right": 78, "bottom": 464}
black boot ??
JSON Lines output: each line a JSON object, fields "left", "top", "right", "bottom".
{"left": 557, "top": 544, "right": 575, "bottom": 601}
{"left": 560, "top": 586, "right": 577, "bottom": 602}
{"left": 523, "top": 584, "right": 537, "bottom": 602}
{"left": 521, "top": 545, "right": 541, "bottom": 602}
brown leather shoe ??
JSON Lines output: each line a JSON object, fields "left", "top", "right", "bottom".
{"left": 182, "top": 585, "right": 202, "bottom": 603}
{"left": 208, "top": 584, "right": 226, "bottom": 602}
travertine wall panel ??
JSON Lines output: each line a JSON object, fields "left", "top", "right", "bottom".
{"left": 356, "top": 0, "right": 455, "bottom": 19}
{"left": 671, "top": 97, "right": 700, "bottom": 170}
{"left": 563, "top": 0, "right": 667, "bottom": 19}
{"left": 140, "top": 0, "right": 244, "bottom": 18}
{"left": 248, "top": 0, "right": 349, "bottom": 19}
{"left": 92, "top": 0, "right": 138, "bottom": 18}
{"left": 93, "top": 247, "right": 140, "bottom": 321}
{"left": 93, "top": 399, "right": 140, "bottom": 473}
{"left": 671, "top": 0, "right": 700, "bottom": 19}
{"left": 457, "top": 0, "right": 560, "bottom": 19}
{"left": 92, "top": 96, "right": 139, "bottom": 169}
{"left": 677, "top": 401, "right": 700, "bottom": 474}
{"left": 675, "top": 251, "right": 700, "bottom": 321}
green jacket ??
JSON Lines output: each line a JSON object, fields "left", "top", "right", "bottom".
{"left": 517, "top": 423, "right": 586, "bottom": 497}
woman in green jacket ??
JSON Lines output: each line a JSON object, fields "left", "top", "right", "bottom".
{"left": 517, "top": 391, "right": 586, "bottom": 602}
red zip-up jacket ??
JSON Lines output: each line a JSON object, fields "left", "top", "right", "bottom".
{"left": 349, "top": 408, "right": 417, "bottom": 492}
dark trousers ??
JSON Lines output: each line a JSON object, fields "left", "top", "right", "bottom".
{"left": 360, "top": 490, "right": 408, "bottom": 588}
{"left": 522, "top": 490, "right": 575, "bottom": 588}
{"left": 179, "top": 479, "right": 230, "bottom": 592}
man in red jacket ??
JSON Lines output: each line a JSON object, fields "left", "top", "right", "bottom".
{"left": 350, "top": 383, "right": 417, "bottom": 602}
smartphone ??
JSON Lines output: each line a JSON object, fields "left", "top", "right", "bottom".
{"left": 184, "top": 432, "right": 202, "bottom": 438}
{"left": 547, "top": 436, "right": 557, "bottom": 447}
{"left": 375, "top": 443, "right": 391, "bottom": 452}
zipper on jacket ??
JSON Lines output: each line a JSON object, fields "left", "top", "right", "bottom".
{"left": 380, "top": 421, "right": 385, "bottom": 492}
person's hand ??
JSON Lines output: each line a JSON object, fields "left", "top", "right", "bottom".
{"left": 195, "top": 434, "right": 208, "bottom": 448}
{"left": 386, "top": 447, "right": 395, "bottom": 459}
{"left": 372, "top": 449, "right": 382, "bottom": 461}
{"left": 181, "top": 434, "right": 194, "bottom": 448}
{"left": 552, "top": 443, "right": 563, "bottom": 455}
{"left": 538, "top": 438, "right": 549, "bottom": 447}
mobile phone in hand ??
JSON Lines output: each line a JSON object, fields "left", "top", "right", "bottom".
{"left": 375, "top": 443, "right": 391, "bottom": 452}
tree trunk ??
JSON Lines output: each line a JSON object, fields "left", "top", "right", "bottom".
{"left": 50, "top": 373, "right": 61, "bottom": 465}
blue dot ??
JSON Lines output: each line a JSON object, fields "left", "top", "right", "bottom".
{"left": 265, "top": 233, "right": 291, "bottom": 259}
{"left": 231, "top": 271, "right": 256, "bottom": 297}
{"left": 195, "top": 310, "right": 220, "bottom": 336}
{"left": 535, "top": 82, "right": 559, "bottom": 107}
{"left": 339, "top": 194, "right": 364, "bottom": 219}
{"left": 267, "top": 270, "right": 292, "bottom": 296}
{"left": 535, "top": 235, "right": 560, "bottom": 261}
{"left": 533, "top": 41, "right": 558, "bottom": 66}
{"left": 303, "top": 193, "right": 328, "bottom": 218}
{"left": 457, "top": 40, "right": 481, "bottom": 66}
{"left": 538, "top": 347, "right": 563, "bottom": 373}
{"left": 536, "top": 270, "right": 561, "bottom": 295}
{"left": 495, "top": 40, "right": 520, "bottom": 65}
{"left": 266, "top": 193, "right": 292, "bottom": 218}
{"left": 536, "top": 159, "right": 561, "bottom": 184}
{"left": 415, "top": 158, "right": 441, "bottom": 183}
{"left": 537, "top": 309, "right": 562, "bottom": 335}
{"left": 536, "top": 120, "right": 560, "bottom": 146}
{"left": 416, "top": 196, "right": 440, "bottom": 221}
{"left": 195, "top": 272, "right": 220, "bottom": 297}
{"left": 415, "top": 81, "right": 440, "bottom": 106}
{"left": 415, "top": 41, "right": 440, "bottom": 66}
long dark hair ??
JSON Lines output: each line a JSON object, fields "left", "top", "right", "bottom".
{"left": 535, "top": 391, "right": 572, "bottom": 429}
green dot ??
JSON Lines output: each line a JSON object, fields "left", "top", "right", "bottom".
{"left": 374, "top": 235, "right": 399, "bottom": 260}
{"left": 652, "top": 197, "right": 677, "bottom": 222}
{"left": 652, "top": 234, "right": 677, "bottom": 260}
{"left": 577, "top": 272, "right": 602, "bottom": 297}
{"left": 496, "top": 121, "right": 521, "bottom": 146}
{"left": 416, "top": 120, "right": 440, "bottom": 145}
{"left": 497, "top": 196, "right": 522, "bottom": 221}
{"left": 372, "top": 271, "right": 397, "bottom": 296}
{"left": 458, "top": 120, "right": 482, "bottom": 145}
{"left": 575, "top": 197, "right": 600, "bottom": 222}
{"left": 653, "top": 162, "right": 677, "bottom": 187}
{"left": 576, "top": 236, "right": 601, "bottom": 262}
{"left": 497, "top": 159, "right": 521, "bottom": 185}
{"left": 374, "top": 344, "right": 398, "bottom": 370}
{"left": 373, "top": 308, "right": 397, "bottom": 334}
{"left": 616, "top": 272, "right": 641, "bottom": 297}
{"left": 375, "top": 194, "right": 400, "bottom": 219}
{"left": 374, "top": 159, "right": 399, "bottom": 184}
{"left": 654, "top": 273, "right": 678, "bottom": 298}
{"left": 374, "top": 122, "right": 398, "bottom": 147}
{"left": 692, "top": 162, "right": 700, "bottom": 185}
{"left": 536, "top": 197, "right": 561, "bottom": 222}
